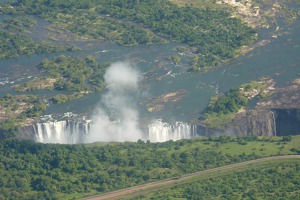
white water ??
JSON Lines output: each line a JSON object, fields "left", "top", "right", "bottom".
{"left": 271, "top": 111, "right": 277, "bottom": 136}
{"left": 33, "top": 121, "right": 91, "bottom": 144}
{"left": 148, "top": 119, "right": 197, "bottom": 142}
{"left": 32, "top": 119, "right": 198, "bottom": 144}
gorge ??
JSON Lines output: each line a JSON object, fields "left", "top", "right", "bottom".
{"left": 273, "top": 109, "right": 300, "bottom": 136}
{"left": 18, "top": 119, "right": 197, "bottom": 143}
{"left": 18, "top": 107, "right": 300, "bottom": 144}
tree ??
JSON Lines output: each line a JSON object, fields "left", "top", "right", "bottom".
{"left": 0, "top": 119, "right": 19, "bottom": 139}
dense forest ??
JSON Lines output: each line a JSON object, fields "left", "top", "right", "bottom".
{"left": 1, "top": 0, "right": 257, "bottom": 69}
{"left": 0, "top": 15, "right": 76, "bottom": 59}
{"left": 0, "top": 135, "right": 299, "bottom": 199}
{"left": 0, "top": 29, "right": 75, "bottom": 59}
{"left": 131, "top": 159, "right": 300, "bottom": 200}
{"left": 0, "top": 94, "right": 47, "bottom": 137}
{"left": 206, "top": 88, "right": 249, "bottom": 116}
{"left": 39, "top": 56, "right": 110, "bottom": 93}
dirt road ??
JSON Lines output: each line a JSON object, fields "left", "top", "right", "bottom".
{"left": 82, "top": 155, "right": 300, "bottom": 200}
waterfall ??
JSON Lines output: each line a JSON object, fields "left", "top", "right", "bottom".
{"left": 33, "top": 121, "right": 91, "bottom": 144}
{"left": 148, "top": 119, "right": 197, "bottom": 142}
{"left": 271, "top": 111, "right": 277, "bottom": 136}
{"left": 32, "top": 119, "right": 197, "bottom": 144}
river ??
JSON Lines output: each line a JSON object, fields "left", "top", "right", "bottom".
{"left": 0, "top": 10, "right": 300, "bottom": 127}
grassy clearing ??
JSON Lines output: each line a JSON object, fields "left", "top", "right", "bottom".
{"left": 219, "top": 140, "right": 287, "bottom": 156}
{"left": 89, "top": 136, "right": 300, "bottom": 158}
{"left": 203, "top": 112, "right": 236, "bottom": 128}
{"left": 172, "top": 135, "right": 300, "bottom": 157}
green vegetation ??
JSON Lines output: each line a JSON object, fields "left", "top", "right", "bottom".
{"left": 1, "top": 16, "right": 37, "bottom": 32}
{"left": 170, "top": 0, "right": 231, "bottom": 9}
{"left": 203, "top": 80, "right": 272, "bottom": 128}
{"left": 0, "top": 26, "right": 77, "bottom": 59}
{"left": 203, "top": 88, "right": 248, "bottom": 128}
{"left": 167, "top": 55, "right": 181, "bottom": 65}
{"left": 207, "top": 88, "right": 249, "bottom": 116}
{"left": 11, "top": 56, "right": 110, "bottom": 116}
{"left": 240, "top": 80, "right": 273, "bottom": 99}
{"left": 0, "top": 135, "right": 299, "bottom": 199}
{"left": 129, "top": 159, "right": 300, "bottom": 200}
{"left": 279, "top": 0, "right": 300, "bottom": 24}
{"left": 96, "top": 0, "right": 257, "bottom": 69}
{"left": 0, "top": 94, "right": 46, "bottom": 125}
{"left": 0, "top": 119, "right": 19, "bottom": 139}
{"left": 15, "top": 56, "right": 110, "bottom": 103}
{"left": 38, "top": 55, "right": 110, "bottom": 93}
{"left": 14, "top": 77, "right": 56, "bottom": 92}
{"left": 0, "top": 94, "right": 47, "bottom": 138}
{"left": 3, "top": 0, "right": 257, "bottom": 69}
{"left": 0, "top": 29, "right": 58, "bottom": 59}
{"left": 52, "top": 93, "right": 87, "bottom": 104}
{"left": 0, "top": 10, "right": 79, "bottom": 59}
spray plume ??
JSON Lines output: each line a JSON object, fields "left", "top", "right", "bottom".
{"left": 86, "top": 62, "right": 144, "bottom": 142}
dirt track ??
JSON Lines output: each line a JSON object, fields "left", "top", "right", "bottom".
{"left": 82, "top": 155, "right": 300, "bottom": 200}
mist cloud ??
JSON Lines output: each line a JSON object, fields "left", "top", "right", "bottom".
{"left": 86, "top": 62, "right": 144, "bottom": 142}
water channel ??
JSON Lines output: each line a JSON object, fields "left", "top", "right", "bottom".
{"left": 0, "top": 9, "right": 300, "bottom": 142}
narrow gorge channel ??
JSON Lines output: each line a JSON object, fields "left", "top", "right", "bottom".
{"left": 17, "top": 108, "right": 300, "bottom": 144}
{"left": 273, "top": 109, "right": 300, "bottom": 136}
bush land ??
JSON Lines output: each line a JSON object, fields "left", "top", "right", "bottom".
{"left": 0, "top": 135, "right": 299, "bottom": 199}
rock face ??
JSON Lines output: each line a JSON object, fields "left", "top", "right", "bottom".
{"left": 198, "top": 108, "right": 300, "bottom": 137}
{"left": 222, "top": 79, "right": 300, "bottom": 137}
{"left": 223, "top": 110, "right": 276, "bottom": 136}
{"left": 196, "top": 110, "right": 276, "bottom": 137}
{"left": 17, "top": 125, "right": 36, "bottom": 140}
{"left": 195, "top": 125, "right": 224, "bottom": 137}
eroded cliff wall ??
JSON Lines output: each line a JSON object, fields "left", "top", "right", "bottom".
{"left": 224, "top": 110, "right": 275, "bottom": 136}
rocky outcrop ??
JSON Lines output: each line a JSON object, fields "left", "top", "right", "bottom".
{"left": 17, "top": 125, "right": 36, "bottom": 140}
{"left": 196, "top": 110, "right": 276, "bottom": 137}
{"left": 256, "top": 78, "right": 300, "bottom": 109}
{"left": 197, "top": 78, "right": 300, "bottom": 137}
{"left": 197, "top": 108, "right": 300, "bottom": 137}
{"left": 223, "top": 78, "right": 300, "bottom": 136}
{"left": 224, "top": 110, "right": 275, "bottom": 136}
{"left": 146, "top": 90, "right": 186, "bottom": 112}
